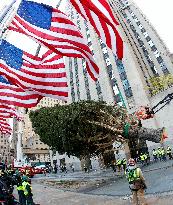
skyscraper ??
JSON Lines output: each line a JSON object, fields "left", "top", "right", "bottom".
{"left": 65, "top": 0, "right": 173, "bottom": 144}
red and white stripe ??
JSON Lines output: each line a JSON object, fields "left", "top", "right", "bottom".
{"left": 0, "top": 129, "right": 12, "bottom": 135}
{"left": 0, "top": 120, "right": 11, "bottom": 129}
{"left": 9, "top": 8, "right": 99, "bottom": 81}
{"left": 0, "top": 50, "right": 68, "bottom": 101}
{"left": 69, "top": 0, "right": 123, "bottom": 59}
{"left": 0, "top": 119, "right": 12, "bottom": 134}
{"left": 0, "top": 104, "right": 21, "bottom": 120}
{"left": 0, "top": 82, "right": 41, "bottom": 108}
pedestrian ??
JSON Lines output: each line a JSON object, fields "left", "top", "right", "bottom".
{"left": 140, "top": 153, "right": 145, "bottom": 166}
{"left": 125, "top": 158, "right": 148, "bottom": 205}
{"left": 54, "top": 165, "right": 57, "bottom": 174}
{"left": 22, "top": 176, "right": 34, "bottom": 205}
{"left": 161, "top": 147, "right": 166, "bottom": 161}
{"left": 152, "top": 149, "right": 158, "bottom": 162}
{"left": 145, "top": 153, "right": 150, "bottom": 165}
{"left": 167, "top": 146, "right": 173, "bottom": 160}
{"left": 83, "top": 164, "right": 88, "bottom": 173}
{"left": 121, "top": 158, "right": 127, "bottom": 172}
{"left": 157, "top": 147, "right": 162, "bottom": 161}
{"left": 116, "top": 159, "right": 122, "bottom": 172}
{"left": 16, "top": 174, "right": 26, "bottom": 205}
{"left": 111, "top": 161, "right": 116, "bottom": 172}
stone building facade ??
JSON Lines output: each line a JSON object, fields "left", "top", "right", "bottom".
{"left": 64, "top": 0, "right": 173, "bottom": 150}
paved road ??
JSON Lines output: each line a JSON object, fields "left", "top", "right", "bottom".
{"left": 33, "top": 160, "right": 173, "bottom": 196}
{"left": 14, "top": 183, "right": 173, "bottom": 205}
{"left": 86, "top": 161, "right": 173, "bottom": 196}
{"left": 13, "top": 160, "right": 173, "bottom": 204}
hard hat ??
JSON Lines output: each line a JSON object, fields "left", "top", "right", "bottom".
{"left": 128, "top": 158, "right": 136, "bottom": 166}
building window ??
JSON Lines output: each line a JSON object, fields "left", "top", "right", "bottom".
{"left": 84, "top": 21, "right": 103, "bottom": 101}
{"left": 146, "top": 36, "right": 151, "bottom": 42}
{"left": 69, "top": 58, "right": 75, "bottom": 102}
{"left": 74, "top": 58, "right": 80, "bottom": 101}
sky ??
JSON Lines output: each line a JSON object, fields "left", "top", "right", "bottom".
{"left": 0, "top": 0, "right": 173, "bottom": 53}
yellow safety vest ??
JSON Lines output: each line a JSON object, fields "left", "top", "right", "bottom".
{"left": 167, "top": 148, "right": 171, "bottom": 154}
{"left": 122, "top": 159, "right": 126, "bottom": 165}
{"left": 17, "top": 185, "right": 23, "bottom": 191}
{"left": 144, "top": 154, "right": 147, "bottom": 160}
{"left": 22, "top": 181, "right": 32, "bottom": 196}
{"left": 126, "top": 168, "right": 140, "bottom": 183}
{"left": 161, "top": 149, "right": 165, "bottom": 155}
{"left": 116, "top": 160, "right": 121, "bottom": 165}
{"left": 157, "top": 149, "right": 162, "bottom": 156}
{"left": 140, "top": 155, "right": 145, "bottom": 161}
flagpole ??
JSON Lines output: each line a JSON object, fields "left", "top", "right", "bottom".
{"left": 0, "top": 0, "right": 16, "bottom": 23}
{"left": 0, "top": 0, "right": 18, "bottom": 40}
{"left": 56, "top": 0, "right": 63, "bottom": 9}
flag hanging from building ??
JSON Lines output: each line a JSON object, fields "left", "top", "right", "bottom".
{"left": 0, "top": 103, "right": 21, "bottom": 120}
{"left": 0, "top": 118, "right": 12, "bottom": 135}
{"left": 9, "top": 0, "right": 99, "bottom": 81}
{"left": 0, "top": 40, "right": 68, "bottom": 101}
{"left": 0, "top": 76, "right": 42, "bottom": 108}
{"left": 69, "top": 0, "right": 123, "bottom": 59}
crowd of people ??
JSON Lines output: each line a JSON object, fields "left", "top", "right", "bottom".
{"left": 113, "top": 145, "right": 173, "bottom": 173}
{"left": 0, "top": 163, "right": 36, "bottom": 205}
{"left": 139, "top": 145, "right": 172, "bottom": 166}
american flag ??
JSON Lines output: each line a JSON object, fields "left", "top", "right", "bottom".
{"left": 0, "top": 103, "right": 21, "bottom": 120}
{"left": 0, "top": 40, "right": 68, "bottom": 101}
{"left": 0, "top": 77, "right": 42, "bottom": 108}
{"left": 69, "top": 0, "right": 123, "bottom": 59}
{"left": 9, "top": 0, "right": 99, "bottom": 81}
{"left": 0, "top": 118, "right": 12, "bottom": 135}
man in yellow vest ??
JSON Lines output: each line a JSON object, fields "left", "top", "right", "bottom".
{"left": 16, "top": 174, "right": 26, "bottom": 205}
{"left": 116, "top": 159, "right": 122, "bottom": 172}
{"left": 167, "top": 146, "right": 173, "bottom": 160}
{"left": 157, "top": 147, "right": 162, "bottom": 161}
{"left": 161, "top": 147, "right": 166, "bottom": 161}
{"left": 152, "top": 149, "right": 158, "bottom": 162}
{"left": 140, "top": 153, "right": 145, "bottom": 166}
{"left": 121, "top": 158, "right": 127, "bottom": 172}
{"left": 126, "top": 158, "right": 148, "bottom": 205}
{"left": 22, "top": 175, "right": 34, "bottom": 205}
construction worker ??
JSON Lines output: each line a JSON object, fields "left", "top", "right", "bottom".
{"left": 22, "top": 175, "right": 34, "bottom": 205}
{"left": 16, "top": 174, "right": 26, "bottom": 205}
{"left": 157, "top": 147, "right": 162, "bottom": 161}
{"left": 116, "top": 159, "right": 122, "bottom": 172}
{"left": 143, "top": 153, "right": 148, "bottom": 165}
{"left": 121, "top": 158, "right": 127, "bottom": 172}
{"left": 126, "top": 158, "right": 148, "bottom": 205}
{"left": 161, "top": 147, "right": 166, "bottom": 161}
{"left": 167, "top": 146, "right": 173, "bottom": 160}
{"left": 140, "top": 153, "right": 145, "bottom": 166}
{"left": 152, "top": 149, "right": 158, "bottom": 162}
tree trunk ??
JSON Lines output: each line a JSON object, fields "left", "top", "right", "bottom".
{"left": 129, "top": 127, "right": 164, "bottom": 143}
{"left": 102, "top": 149, "right": 116, "bottom": 168}
{"left": 80, "top": 155, "right": 91, "bottom": 171}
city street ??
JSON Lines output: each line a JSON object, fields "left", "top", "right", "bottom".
{"left": 16, "top": 160, "right": 173, "bottom": 205}
{"left": 17, "top": 182, "right": 173, "bottom": 205}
